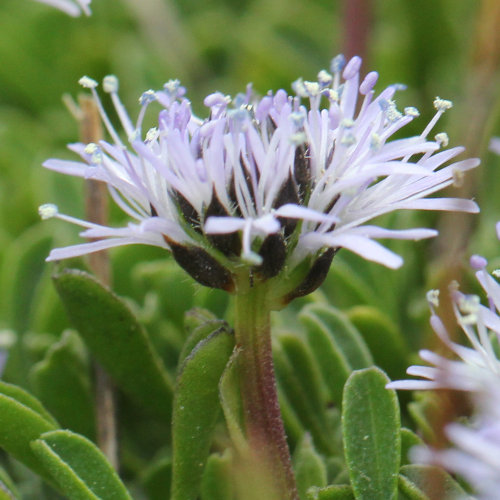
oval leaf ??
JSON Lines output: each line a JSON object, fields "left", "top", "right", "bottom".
{"left": 0, "top": 465, "right": 19, "bottom": 500}
{"left": 347, "top": 306, "right": 408, "bottom": 379}
{"left": 299, "top": 312, "right": 351, "bottom": 405}
{"left": 201, "top": 450, "right": 234, "bottom": 500}
{"left": 171, "top": 327, "right": 235, "bottom": 500}
{"left": 301, "top": 304, "right": 372, "bottom": 370}
{"left": 293, "top": 434, "right": 327, "bottom": 500}
{"left": 0, "top": 380, "right": 58, "bottom": 427}
{"left": 30, "top": 330, "right": 95, "bottom": 439}
{"left": 31, "top": 429, "right": 132, "bottom": 500}
{"left": 219, "top": 349, "right": 247, "bottom": 454}
{"left": 0, "top": 392, "right": 57, "bottom": 480}
{"left": 53, "top": 269, "right": 173, "bottom": 420}
{"left": 178, "top": 319, "right": 230, "bottom": 370}
{"left": 306, "top": 485, "right": 355, "bottom": 500}
{"left": 273, "top": 339, "right": 333, "bottom": 455}
{"left": 399, "top": 464, "right": 471, "bottom": 500}
{"left": 342, "top": 367, "right": 400, "bottom": 500}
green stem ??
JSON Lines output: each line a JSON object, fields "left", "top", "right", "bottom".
{"left": 234, "top": 284, "right": 298, "bottom": 500}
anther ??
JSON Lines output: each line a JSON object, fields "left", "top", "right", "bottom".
{"left": 426, "top": 289, "right": 440, "bottom": 308}
{"left": 103, "top": 75, "right": 119, "bottom": 93}
{"left": 433, "top": 97, "right": 453, "bottom": 112}
{"left": 79, "top": 76, "right": 98, "bottom": 89}
{"left": 39, "top": 204, "right": 59, "bottom": 220}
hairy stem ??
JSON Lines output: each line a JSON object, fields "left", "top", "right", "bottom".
{"left": 233, "top": 284, "right": 298, "bottom": 500}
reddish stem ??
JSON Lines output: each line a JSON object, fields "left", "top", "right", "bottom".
{"left": 234, "top": 285, "right": 298, "bottom": 500}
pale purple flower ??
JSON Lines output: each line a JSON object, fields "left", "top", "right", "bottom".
{"left": 40, "top": 57, "right": 479, "bottom": 293}
{"left": 490, "top": 137, "right": 500, "bottom": 156}
{"left": 387, "top": 256, "right": 500, "bottom": 393}
{"left": 32, "top": 0, "right": 91, "bottom": 16}
{"left": 387, "top": 243, "right": 500, "bottom": 499}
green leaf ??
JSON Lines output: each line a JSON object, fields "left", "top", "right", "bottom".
{"left": 408, "top": 392, "right": 441, "bottom": 442}
{"left": 31, "top": 429, "right": 132, "bottom": 500}
{"left": 30, "top": 330, "right": 95, "bottom": 439}
{"left": 398, "top": 474, "right": 429, "bottom": 500}
{"left": 171, "top": 327, "right": 235, "bottom": 500}
{"left": 399, "top": 465, "right": 472, "bottom": 500}
{"left": 306, "top": 485, "right": 355, "bottom": 500}
{"left": 201, "top": 450, "right": 234, "bottom": 500}
{"left": 400, "top": 428, "right": 424, "bottom": 466}
{"left": 0, "top": 225, "right": 53, "bottom": 333}
{"left": 184, "top": 307, "right": 218, "bottom": 335}
{"left": 0, "top": 466, "right": 19, "bottom": 500}
{"left": 132, "top": 259, "right": 196, "bottom": 327}
{"left": 278, "top": 387, "right": 305, "bottom": 451}
{"left": 219, "top": 349, "right": 247, "bottom": 453}
{"left": 300, "top": 304, "right": 372, "bottom": 371}
{"left": 53, "top": 269, "right": 174, "bottom": 420}
{"left": 293, "top": 434, "right": 327, "bottom": 500}
{"left": 299, "top": 311, "right": 352, "bottom": 406}
{"left": 178, "top": 318, "right": 230, "bottom": 370}
{"left": 347, "top": 305, "right": 409, "bottom": 379}
{"left": 342, "top": 367, "right": 400, "bottom": 500}
{"left": 142, "top": 457, "right": 172, "bottom": 500}
{"left": 321, "top": 259, "right": 377, "bottom": 309}
{"left": 0, "top": 391, "right": 57, "bottom": 480}
{"left": 273, "top": 339, "right": 333, "bottom": 455}
{"left": 0, "top": 380, "right": 58, "bottom": 427}
{"left": 279, "top": 334, "right": 327, "bottom": 421}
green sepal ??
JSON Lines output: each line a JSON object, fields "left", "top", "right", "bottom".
{"left": 399, "top": 464, "right": 472, "bottom": 500}
{"left": 342, "top": 367, "right": 400, "bottom": 500}
{"left": 201, "top": 450, "right": 234, "bottom": 500}
{"left": 306, "top": 484, "right": 355, "bottom": 500}
{"left": 52, "top": 269, "right": 174, "bottom": 420}
{"left": 0, "top": 390, "right": 58, "bottom": 480}
{"left": 31, "top": 429, "right": 132, "bottom": 500}
{"left": 293, "top": 434, "right": 327, "bottom": 500}
{"left": 30, "top": 330, "right": 95, "bottom": 439}
{"left": 171, "top": 327, "right": 235, "bottom": 500}
{"left": 347, "top": 305, "right": 409, "bottom": 379}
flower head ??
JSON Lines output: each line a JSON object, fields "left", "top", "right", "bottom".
{"left": 42, "top": 56, "right": 479, "bottom": 298}
{"left": 387, "top": 232, "right": 500, "bottom": 499}
{"left": 32, "top": 0, "right": 91, "bottom": 16}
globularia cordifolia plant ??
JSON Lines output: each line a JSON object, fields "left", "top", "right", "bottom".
{"left": 31, "top": 55, "right": 480, "bottom": 499}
